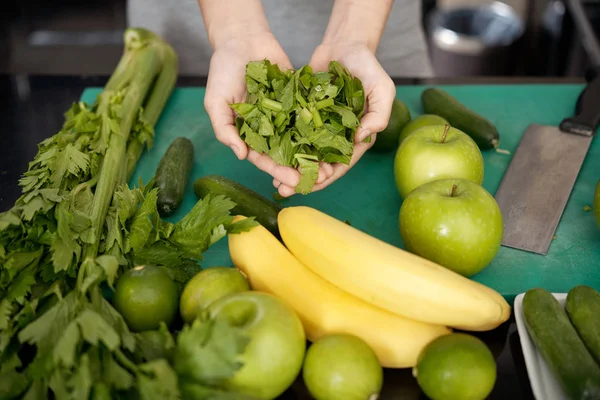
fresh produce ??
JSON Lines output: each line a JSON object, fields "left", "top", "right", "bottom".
{"left": 174, "top": 291, "right": 307, "bottom": 400}
{"left": 179, "top": 266, "right": 250, "bottom": 324}
{"left": 277, "top": 206, "right": 511, "bottom": 331}
{"left": 594, "top": 178, "right": 600, "bottom": 229}
{"left": 230, "top": 59, "right": 366, "bottom": 194}
{"left": 522, "top": 288, "right": 600, "bottom": 400}
{"left": 194, "top": 174, "right": 283, "bottom": 239}
{"left": 124, "top": 31, "right": 179, "bottom": 181}
{"left": 565, "top": 285, "right": 600, "bottom": 364}
{"left": 398, "top": 114, "right": 449, "bottom": 145}
{"left": 228, "top": 216, "right": 451, "bottom": 368}
{"left": 135, "top": 324, "right": 176, "bottom": 363}
{"left": 393, "top": 124, "right": 484, "bottom": 199}
{"left": 0, "top": 28, "right": 260, "bottom": 399}
{"left": 421, "top": 87, "right": 499, "bottom": 150}
{"left": 155, "top": 136, "right": 194, "bottom": 216}
{"left": 399, "top": 178, "right": 503, "bottom": 277}
{"left": 413, "top": 333, "right": 497, "bottom": 400}
{"left": 302, "top": 334, "right": 383, "bottom": 400}
{"left": 370, "top": 98, "right": 411, "bottom": 152}
{"left": 113, "top": 264, "right": 180, "bottom": 332}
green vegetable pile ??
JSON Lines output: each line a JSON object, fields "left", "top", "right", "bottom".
{"left": 0, "top": 28, "right": 259, "bottom": 399}
{"left": 231, "top": 60, "right": 366, "bottom": 194}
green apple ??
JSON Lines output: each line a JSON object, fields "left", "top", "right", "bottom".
{"left": 210, "top": 291, "right": 306, "bottom": 399}
{"left": 179, "top": 266, "right": 250, "bottom": 323}
{"left": 399, "top": 178, "right": 503, "bottom": 277}
{"left": 594, "top": 178, "right": 600, "bottom": 229}
{"left": 398, "top": 114, "right": 449, "bottom": 145}
{"left": 393, "top": 124, "right": 484, "bottom": 199}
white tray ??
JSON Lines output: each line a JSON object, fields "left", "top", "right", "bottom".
{"left": 514, "top": 292, "right": 568, "bottom": 400}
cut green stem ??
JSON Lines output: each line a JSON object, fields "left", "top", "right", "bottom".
{"left": 296, "top": 92, "right": 308, "bottom": 108}
{"left": 316, "top": 98, "right": 334, "bottom": 110}
{"left": 309, "top": 104, "right": 323, "bottom": 128}
{"left": 262, "top": 98, "right": 283, "bottom": 112}
{"left": 300, "top": 107, "right": 313, "bottom": 124}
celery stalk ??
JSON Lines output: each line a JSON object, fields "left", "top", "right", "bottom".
{"left": 125, "top": 39, "right": 179, "bottom": 181}
{"left": 83, "top": 41, "right": 163, "bottom": 259}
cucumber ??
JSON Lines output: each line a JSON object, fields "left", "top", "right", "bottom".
{"left": 421, "top": 87, "right": 499, "bottom": 150}
{"left": 155, "top": 137, "right": 194, "bottom": 217}
{"left": 194, "top": 175, "right": 283, "bottom": 239}
{"left": 522, "top": 288, "right": 600, "bottom": 400}
{"left": 566, "top": 285, "right": 600, "bottom": 365}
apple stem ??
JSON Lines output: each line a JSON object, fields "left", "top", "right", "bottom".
{"left": 441, "top": 124, "right": 450, "bottom": 143}
{"left": 450, "top": 184, "right": 457, "bottom": 197}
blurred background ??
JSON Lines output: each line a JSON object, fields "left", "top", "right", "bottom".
{"left": 1, "top": 0, "right": 599, "bottom": 78}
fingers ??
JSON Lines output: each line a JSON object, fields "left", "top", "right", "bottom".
{"left": 308, "top": 44, "right": 330, "bottom": 72}
{"left": 247, "top": 150, "right": 301, "bottom": 187}
{"left": 277, "top": 183, "right": 297, "bottom": 198}
{"left": 355, "top": 78, "right": 396, "bottom": 143}
{"left": 204, "top": 97, "right": 249, "bottom": 160}
{"left": 310, "top": 139, "right": 374, "bottom": 192}
{"left": 319, "top": 161, "right": 334, "bottom": 181}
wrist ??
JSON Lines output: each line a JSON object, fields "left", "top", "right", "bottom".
{"left": 321, "top": 0, "right": 394, "bottom": 53}
{"left": 198, "top": 0, "right": 272, "bottom": 50}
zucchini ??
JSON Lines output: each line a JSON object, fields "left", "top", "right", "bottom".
{"left": 566, "top": 285, "right": 600, "bottom": 365}
{"left": 155, "top": 137, "right": 194, "bottom": 217}
{"left": 194, "top": 175, "right": 283, "bottom": 239}
{"left": 522, "top": 288, "right": 600, "bottom": 400}
{"left": 421, "top": 87, "right": 499, "bottom": 150}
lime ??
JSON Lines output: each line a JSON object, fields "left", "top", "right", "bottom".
{"left": 413, "top": 333, "right": 496, "bottom": 400}
{"left": 180, "top": 266, "right": 250, "bottom": 323}
{"left": 398, "top": 114, "right": 449, "bottom": 145}
{"left": 113, "top": 265, "right": 179, "bottom": 332}
{"left": 371, "top": 98, "right": 411, "bottom": 152}
{"left": 302, "top": 334, "right": 383, "bottom": 400}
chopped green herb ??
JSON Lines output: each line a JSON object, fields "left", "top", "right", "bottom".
{"left": 231, "top": 60, "right": 365, "bottom": 194}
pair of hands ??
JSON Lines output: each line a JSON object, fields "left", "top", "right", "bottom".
{"left": 204, "top": 31, "right": 396, "bottom": 197}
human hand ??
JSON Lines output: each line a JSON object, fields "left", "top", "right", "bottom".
{"left": 273, "top": 42, "right": 396, "bottom": 197}
{"left": 204, "top": 32, "right": 305, "bottom": 188}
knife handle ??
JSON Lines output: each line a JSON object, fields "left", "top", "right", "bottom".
{"left": 560, "top": 67, "right": 600, "bottom": 137}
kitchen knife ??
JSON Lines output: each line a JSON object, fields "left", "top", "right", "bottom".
{"left": 494, "top": 70, "right": 600, "bottom": 255}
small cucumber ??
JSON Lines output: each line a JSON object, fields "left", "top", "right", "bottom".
{"left": 522, "top": 287, "right": 600, "bottom": 400}
{"left": 194, "top": 175, "right": 283, "bottom": 239}
{"left": 421, "top": 87, "right": 499, "bottom": 150}
{"left": 566, "top": 285, "right": 600, "bottom": 365}
{"left": 155, "top": 137, "right": 194, "bottom": 217}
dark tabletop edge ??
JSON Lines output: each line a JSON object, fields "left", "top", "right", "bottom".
{"left": 0, "top": 73, "right": 587, "bottom": 87}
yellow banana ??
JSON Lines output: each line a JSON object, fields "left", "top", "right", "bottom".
{"left": 228, "top": 216, "right": 451, "bottom": 368}
{"left": 278, "top": 206, "right": 511, "bottom": 331}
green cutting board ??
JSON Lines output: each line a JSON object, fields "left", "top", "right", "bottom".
{"left": 81, "top": 83, "right": 600, "bottom": 304}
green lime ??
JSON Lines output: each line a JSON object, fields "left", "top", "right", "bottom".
{"left": 413, "top": 333, "right": 496, "bottom": 400}
{"left": 113, "top": 265, "right": 179, "bottom": 332}
{"left": 371, "top": 98, "right": 412, "bottom": 152}
{"left": 180, "top": 266, "right": 250, "bottom": 323}
{"left": 303, "top": 334, "right": 383, "bottom": 400}
{"left": 398, "top": 114, "right": 449, "bottom": 145}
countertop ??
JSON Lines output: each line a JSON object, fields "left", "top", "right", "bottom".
{"left": 0, "top": 73, "right": 587, "bottom": 400}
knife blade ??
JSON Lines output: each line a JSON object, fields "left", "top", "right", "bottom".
{"left": 494, "top": 69, "right": 600, "bottom": 255}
